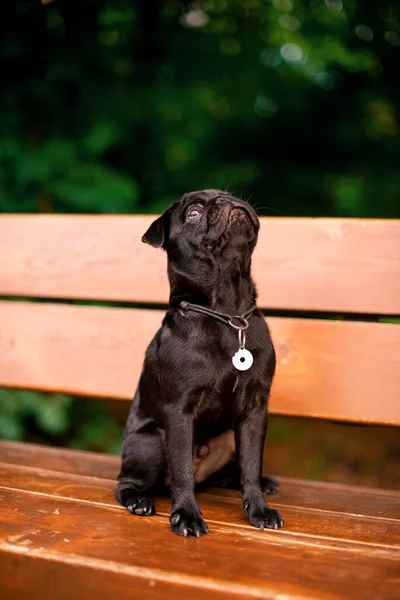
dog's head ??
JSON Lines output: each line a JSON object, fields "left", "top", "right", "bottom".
{"left": 142, "top": 190, "right": 259, "bottom": 300}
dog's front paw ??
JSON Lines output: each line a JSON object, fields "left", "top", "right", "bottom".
{"left": 170, "top": 508, "right": 209, "bottom": 537}
{"left": 244, "top": 502, "right": 284, "bottom": 531}
{"left": 126, "top": 495, "right": 156, "bottom": 516}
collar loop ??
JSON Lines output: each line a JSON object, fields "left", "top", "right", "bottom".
{"left": 179, "top": 301, "right": 256, "bottom": 331}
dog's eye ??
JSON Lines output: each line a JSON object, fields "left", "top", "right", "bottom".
{"left": 186, "top": 205, "right": 203, "bottom": 221}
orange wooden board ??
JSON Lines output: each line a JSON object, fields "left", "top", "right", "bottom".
{"left": 0, "top": 477, "right": 399, "bottom": 599}
{"left": 0, "top": 301, "right": 399, "bottom": 424}
{"left": 2, "top": 441, "right": 399, "bottom": 519}
{"left": 2, "top": 441, "right": 399, "bottom": 599}
{"left": 1, "top": 462, "right": 399, "bottom": 551}
{"left": 1, "top": 216, "right": 399, "bottom": 314}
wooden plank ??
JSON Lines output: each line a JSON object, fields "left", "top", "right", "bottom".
{"left": 0, "top": 487, "right": 399, "bottom": 599}
{"left": 1, "top": 462, "right": 399, "bottom": 550}
{"left": 0, "top": 302, "right": 399, "bottom": 424}
{"left": 1, "top": 216, "right": 399, "bottom": 314}
{"left": 0, "top": 550, "right": 228, "bottom": 600}
{"left": 2, "top": 441, "right": 399, "bottom": 520}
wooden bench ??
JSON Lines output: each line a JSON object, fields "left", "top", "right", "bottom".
{"left": 0, "top": 215, "right": 399, "bottom": 600}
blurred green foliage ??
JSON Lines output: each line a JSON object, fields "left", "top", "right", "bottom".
{"left": 0, "top": 0, "right": 399, "bottom": 451}
{"left": 0, "top": 388, "right": 122, "bottom": 453}
{"left": 1, "top": 0, "right": 399, "bottom": 217}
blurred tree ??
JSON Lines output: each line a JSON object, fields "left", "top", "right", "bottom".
{"left": 0, "top": 0, "right": 399, "bottom": 217}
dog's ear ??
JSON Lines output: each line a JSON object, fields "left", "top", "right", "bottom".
{"left": 142, "top": 205, "right": 174, "bottom": 249}
{"left": 142, "top": 215, "right": 167, "bottom": 248}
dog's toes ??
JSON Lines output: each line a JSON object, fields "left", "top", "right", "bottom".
{"left": 170, "top": 513, "right": 181, "bottom": 526}
{"left": 263, "top": 508, "right": 284, "bottom": 529}
{"left": 126, "top": 496, "right": 155, "bottom": 517}
{"left": 170, "top": 509, "right": 208, "bottom": 537}
{"left": 248, "top": 505, "right": 284, "bottom": 531}
{"left": 261, "top": 475, "right": 279, "bottom": 495}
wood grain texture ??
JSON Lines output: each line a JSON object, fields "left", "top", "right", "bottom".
{"left": 2, "top": 441, "right": 399, "bottom": 519}
{"left": 0, "top": 301, "right": 399, "bottom": 424}
{"left": 1, "top": 442, "right": 399, "bottom": 599}
{"left": 1, "top": 215, "right": 399, "bottom": 314}
{"left": 0, "top": 487, "right": 399, "bottom": 600}
{"left": 0, "top": 551, "right": 230, "bottom": 600}
{"left": 1, "top": 463, "right": 399, "bottom": 550}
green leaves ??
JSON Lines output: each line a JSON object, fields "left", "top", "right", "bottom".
{"left": 52, "top": 164, "right": 138, "bottom": 213}
{"left": 83, "top": 122, "right": 122, "bottom": 156}
{"left": 1, "top": 0, "right": 399, "bottom": 217}
{"left": 35, "top": 394, "right": 72, "bottom": 435}
{"left": 1, "top": 138, "right": 138, "bottom": 214}
{"left": 17, "top": 141, "right": 76, "bottom": 184}
{"left": 0, "top": 390, "right": 72, "bottom": 439}
{"left": 0, "top": 388, "right": 122, "bottom": 454}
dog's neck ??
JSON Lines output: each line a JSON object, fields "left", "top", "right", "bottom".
{"left": 167, "top": 260, "right": 257, "bottom": 315}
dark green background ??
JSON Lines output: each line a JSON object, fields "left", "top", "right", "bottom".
{"left": 2, "top": 0, "right": 399, "bottom": 218}
{"left": 1, "top": 1, "right": 399, "bottom": 479}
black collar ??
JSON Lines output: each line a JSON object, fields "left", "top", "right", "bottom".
{"left": 179, "top": 301, "right": 256, "bottom": 330}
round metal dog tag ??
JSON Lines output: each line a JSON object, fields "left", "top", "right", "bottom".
{"left": 232, "top": 348, "right": 253, "bottom": 371}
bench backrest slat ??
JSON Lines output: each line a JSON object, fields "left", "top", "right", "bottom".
{"left": 0, "top": 300, "right": 399, "bottom": 425}
{"left": 1, "top": 216, "right": 399, "bottom": 314}
{"left": 0, "top": 215, "right": 399, "bottom": 426}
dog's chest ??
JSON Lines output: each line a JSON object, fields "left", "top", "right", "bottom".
{"left": 193, "top": 372, "right": 252, "bottom": 435}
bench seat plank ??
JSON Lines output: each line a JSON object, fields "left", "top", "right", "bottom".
{"left": 1, "top": 462, "right": 399, "bottom": 552}
{"left": 1, "top": 301, "right": 399, "bottom": 424}
{"left": 1, "top": 441, "right": 399, "bottom": 520}
{"left": 1, "top": 216, "right": 399, "bottom": 314}
{"left": 0, "top": 481, "right": 399, "bottom": 599}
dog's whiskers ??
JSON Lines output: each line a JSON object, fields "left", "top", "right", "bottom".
{"left": 250, "top": 204, "right": 280, "bottom": 215}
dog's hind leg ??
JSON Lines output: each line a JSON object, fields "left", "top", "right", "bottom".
{"left": 116, "top": 427, "right": 166, "bottom": 517}
{"left": 116, "top": 384, "right": 167, "bottom": 516}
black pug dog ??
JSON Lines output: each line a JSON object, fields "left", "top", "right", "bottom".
{"left": 116, "top": 189, "right": 284, "bottom": 537}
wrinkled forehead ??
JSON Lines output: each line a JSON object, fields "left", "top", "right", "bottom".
{"left": 181, "top": 189, "right": 233, "bottom": 207}
{"left": 171, "top": 189, "right": 245, "bottom": 225}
